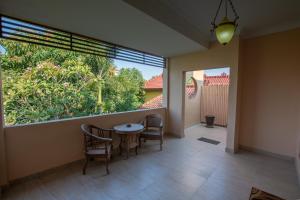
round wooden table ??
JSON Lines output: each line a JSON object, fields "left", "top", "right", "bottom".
{"left": 113, "top": 123, "right": 144, "bottom": 159}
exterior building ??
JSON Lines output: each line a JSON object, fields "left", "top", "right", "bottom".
{"left": 142, "top": 72, "right": 230, "bottom": 109}
{"left": 144, "top": 74, "right": 163, "bottom": 102}
{"left": 203, "top": 72, "right": 229, "bottom": 86}
{"left": 141, "top": 74, "right": 163, "bottom": 109}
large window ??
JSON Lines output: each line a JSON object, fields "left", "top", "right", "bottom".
{"left": 0, "top": 39, "right": 164, "bottom": 126}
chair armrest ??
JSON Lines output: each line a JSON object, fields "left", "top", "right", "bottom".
{"left": 139, "top": 119, "right": 145, "bottom": 125}
{"left": 90, "top": 134, "right": 113, "bottom": 143}
{"left": 90, "top": 125, "right": 114, "bottom": 132}
{"left": 160, "top": 121, "right": 163, "bottom": 128}
{"left": 90, "top": 125, "right": 114, "bottom": 138}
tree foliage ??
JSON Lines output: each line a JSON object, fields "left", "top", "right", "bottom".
{"left": 103, "top": 68, "right": 145, "bottom": 113}
{"left": 0, "top": 39, "right": 145, "bottom": 125}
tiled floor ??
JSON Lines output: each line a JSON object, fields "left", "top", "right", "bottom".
{"left": 185, "top": 123, "right": 227, "bottom": 147}
{"left": 2, "top": 124, "right": 300, "bottom": 200}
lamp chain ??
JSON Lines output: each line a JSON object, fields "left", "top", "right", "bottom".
{"left": 211, "top": 0, "right": 239, "bottom": 33}
{"left": 227, "top": 0, "right": 239, "bottom": 22}
{"left": 211, "top": 0, "right": 224, "bottom": 31}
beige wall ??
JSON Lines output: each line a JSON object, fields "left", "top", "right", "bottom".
{"left": 239, "top": 28, "right": 300, "bottom": 158}
{"left": 145, "top": 90, "right": 162, "bottom": 102}
{"left": 184, "top": 70, "right": 203, "bottom": 128}
{"left": 168, "top": 38, "right": 240, "bottom": 152}
{"left": 4, "top": 108, "right": 165, "bottom": 181}
{"left": 200, "top": 85, "right": 229, "bottom": 126}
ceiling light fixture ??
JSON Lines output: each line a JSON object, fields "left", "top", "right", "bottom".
{"left": 211, "top": 0, "right": 239, "bottom": 45}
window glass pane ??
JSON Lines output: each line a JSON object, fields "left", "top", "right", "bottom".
{"left": 0, "top": 39, "right": 164, "bottom": 126}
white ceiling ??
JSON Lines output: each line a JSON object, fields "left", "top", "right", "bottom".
{"left": 126, "top": 0, "right": 300, "bottom": 42}
{"left": 0, "top": 0, "right": 205, "bottom": 57}
{"left": 1, "top": 0, "right": 300, "bottom": 57}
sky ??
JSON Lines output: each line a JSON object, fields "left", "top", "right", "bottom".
{"left": 204, "top": 67, "right": 230, "bottom": 76}
{"left": 114, "top": 59, "right": 230, "bottom": 80}
{"left": 113, "top": 59, "right": 163, "bottom": 80}
{"left": 0, "top": 45, "right": 5, "bottom": 54}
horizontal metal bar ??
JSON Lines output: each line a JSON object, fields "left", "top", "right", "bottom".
{"left": 73, "top": 44, "right": 164, "bottom": 66}
{"left": 73, "top": 40, "right": 163, "bottom": 64}
{"left": 116, "top": 51, "right": 164, "bottom": 65}
{"left": 73, "top": 45, "right": 163, "bottom": 66}
{"left": 2, "top": 35, "right": 165, "bottom": 68}
{"left": 2, "top": 25, "right": 70, "bottom": 44}
{"left": 0, "top": 35, "right": 72, "bottom": 52}
{"left": 115, "top": 47, "right": 163, "bottom": 63}
{"left": 72, "top": 47, "right": 162, "bottom": 67}
{"left": 73, "top": 35, "right": 163, "bottom": 62}
{"left": 72, "top": 40, "right": 112, "bottom": 53}
{"left": 73, "top": 36, "right": 159, "bottom": 62}
{"left": 1, "top": 15, "right": 166, "bottom": 68}
{"left": 1, "top": 31, "right": 70, "bottom": 48}
{"left": 72, "top": 35, "right": 115, "bottom": 49}
{"left": 1, "top": 14, "right": 165, "bottom": 59}
{"left": 2, "top": 19, "right": 69, "bottom": 38}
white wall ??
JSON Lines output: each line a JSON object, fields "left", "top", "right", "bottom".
{"left": 184, "top": 70, "right": 203, "bottom": 128}
{"left": 168, "top": 38, "right": 240, "bottom": 152}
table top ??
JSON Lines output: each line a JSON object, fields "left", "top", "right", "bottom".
{"left": 113, "top": 123, "right": 144, "bottom": 134}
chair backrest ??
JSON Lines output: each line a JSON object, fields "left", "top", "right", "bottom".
{"left": 145, "top": 114, "right": 163, "bottom": 129}
{"left": 81, "top": 124, "right": 111, "bottom": 151}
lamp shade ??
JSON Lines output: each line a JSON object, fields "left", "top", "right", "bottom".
{"left": 215, "top": 17, "right": 235, "bottom": 45}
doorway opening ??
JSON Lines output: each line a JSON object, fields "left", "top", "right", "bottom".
{"left": 183, "top": 67, "right": 230, "bottom": 148}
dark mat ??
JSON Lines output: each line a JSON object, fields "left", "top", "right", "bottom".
{"left": 249, "top": 187, "right": 285, "bottom": 200}
{"left": 197, "top": 137, "right": 220, "bottom": 145}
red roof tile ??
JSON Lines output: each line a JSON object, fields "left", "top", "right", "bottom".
{"left": 141, "top": 94, "right": 163, "bottom": 109}
{"left": 144, "top": 73, "right": 228, "bottom": 90}
{"left": 204, "top": 73, "right": 229, "bottom": 86}
{"left": 144, "top": 74, "right": 163, "bottom": 89}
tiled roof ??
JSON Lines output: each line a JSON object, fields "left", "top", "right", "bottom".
{"left": 141, "top": 94, "right": 163, "bottom": 109}
{"left": 144, "top": 74, "right": 163, "bottom": 89}
{"left": 204, "top": 73, "right": 229, "bottom": 86}
{"left": 141, "top": 85, "right": 195, "bottom": 109}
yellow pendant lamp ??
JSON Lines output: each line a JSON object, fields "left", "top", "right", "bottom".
{"left": 211, "top": 0, "right": 239, "bottom": 45}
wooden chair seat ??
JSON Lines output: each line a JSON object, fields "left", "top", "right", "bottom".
{"left": 86, "top": 146, "right": 111, "bottom": 156}
{"left": 141, "top": 130, "right": 161, "bottom": 137}
{"left": 139, "top": 114, "right": 164, "bottom": 150}
{"left": 81, "top": 124, "right": 113, "bottom": 175}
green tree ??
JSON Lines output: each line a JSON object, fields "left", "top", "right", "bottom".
{"left": 0, "top": 39, "right": 115, "bottom": 112}
{"left": 83, "top": 54, "right": 116, "bottom": 111}
{"left": 0, "top": 39, "right": 146, "bottom": 125}
{"left": 103, "top": 68, "right": 145, "bottom": 113}
{"left": 3, "top": 60, "right": 98, "bottom": 125}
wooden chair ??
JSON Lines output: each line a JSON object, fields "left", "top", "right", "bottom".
{"left": 139, "top": 114, "right": 164, "bottom": 150}
{"left": 81, "top": 124, "right": 113, "bottom": 175}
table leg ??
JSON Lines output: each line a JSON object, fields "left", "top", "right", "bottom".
{"left": 119, "top": 136, "right": 122, "bottom": 155}
{"left": 126, "top": 135, "right": 129, "bottom": 159}
{"left": 135, "top": 134, "right": 139, "bottom": 155}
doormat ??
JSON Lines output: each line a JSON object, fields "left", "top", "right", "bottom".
{"left": 249, "top": 187, "right": 285, "bottom": 200}
{"left": 197, "top": 137, "right": 220, "bottom": 145}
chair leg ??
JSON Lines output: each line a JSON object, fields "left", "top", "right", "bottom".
{"left": 105, "top": 158, "right": 110, "bottom": 175}
{"left": 135, "top": 146, "right": 138, "bottom": 155}
{"left": 82, "top": 157, "right": 89, "bottom": 175}
{"left": 139, "top": 137, "right": 142, "bottom": 148}
{"left": 160, "top": 138, "right": 163, "bottom": 151}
